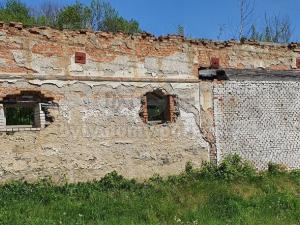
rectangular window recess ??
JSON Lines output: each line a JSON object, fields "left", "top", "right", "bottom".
{"left": 141, "top": 90, "right": 179, "bottom": 124}
{"left": 0, "top": 91, "right": 53, "bottom": 132}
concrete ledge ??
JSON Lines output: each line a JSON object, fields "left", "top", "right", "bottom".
{"left": 0, "top": 127, "right": 41, "bottom": 132}
{"left": 0, "top": 74, "right": 200, "bottom": 83}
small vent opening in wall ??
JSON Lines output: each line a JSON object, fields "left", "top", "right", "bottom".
{"left": 210, "top": 57, "right": 220, "bottom": 69}
{"left": 296, "top": 58, "right": 300, "bottom": 69}
{"left": 75, "top": 52, "right": 86, "bottom": 64}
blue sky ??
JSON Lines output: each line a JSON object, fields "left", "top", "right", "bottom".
{"left": 24, "top": 0, "right": 300, "bottom": 41}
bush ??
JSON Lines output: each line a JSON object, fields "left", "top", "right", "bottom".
{"left": 199, "top": 154, "right": 256, "bottom": 181}
{"left": 290, "top": 170, "right": 300, "bottom": 185}
{"left": 267, "top": 163, "right": 287, "bottom": 175}
{"left": 185, "top": 161, "right": 193, "bottom": 174}
{"left": 98, "top": 171, "right": 137, "bottom": 191}
{"left": 0, "top": 155, "right": 299, "bottom": 225}
{"left": 148, "top": 173, "right": 164, "bottom": 184}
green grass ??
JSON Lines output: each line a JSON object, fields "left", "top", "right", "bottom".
{"left": 0, "top": 155, "right": 299, "bottom": 225}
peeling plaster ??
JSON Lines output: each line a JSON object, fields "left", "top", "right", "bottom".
{"left": 0, "top": 25, "right": 298, "bottom": 182}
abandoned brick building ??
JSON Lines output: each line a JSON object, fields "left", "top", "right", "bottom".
{"left": 0, "top": 22, "right": 300, "bottom": 182}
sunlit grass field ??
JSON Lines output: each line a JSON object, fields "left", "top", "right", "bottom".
{"left": 0, "top": 155, "right": 299, "bottom": 225}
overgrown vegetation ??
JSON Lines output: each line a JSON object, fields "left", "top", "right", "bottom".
{"left": 0, "top": 0, "right": 294, "bottom": 42}
{"left": 248, "top": 14, "right": 292, "bottom": 43}
{"left": 0, "top": 155, "right": 299, "bottom": 225}
{"left": 0, "top": 0, "right": 141, "bottom": 34}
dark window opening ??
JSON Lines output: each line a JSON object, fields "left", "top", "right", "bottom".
{"left": 198, "top": 68, "right": 228, "bottom": 80}
{"left": 146, "top": 91, "right": 169, "bottom": 123}
{"left": 140, "top": 89, "right": 179, "bottom": 124}
{"left": 5, "top": 105, "right": 34, "bottom": 126}
{"left": 0, "top": 91, "right": 56, "bottom": 131}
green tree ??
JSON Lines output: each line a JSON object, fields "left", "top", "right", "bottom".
{"left": 0, "top": 0, "right": 34, "bottom": 25}
{"left": 101, "top": 16, "right": 140, "bottom": 34}
{"left": 91, "top": 0, "right": 140, "bottom": 34}
{"left": 0, "top": 0, "right": 140, "bottom": 33}
{"left": 57, "top": 2, "right": 92, "bottom": 30}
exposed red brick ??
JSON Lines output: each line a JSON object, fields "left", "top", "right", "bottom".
{"left": 0, "top": 23, "right": 297, "bottom": 78}
{"left": 297, "top": 58, "right": 300, "bottom": 69}
{"left": 75, "top": 52, "right": 86, "bottom": 64}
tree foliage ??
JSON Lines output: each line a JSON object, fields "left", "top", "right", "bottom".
{"left": 57, "top": 2, "right": 91, "bottom": 30}
{"left": 90, "top": 0, "right": 140, "bottom": 33}
{"left": 0, "top": 0, "right": 141, "bottom": 34}
{"left": 0, "top": 0, "right": 34, "bottom": 25}
{"left": 101, "top": 17, "right": 139, "bottom": 34}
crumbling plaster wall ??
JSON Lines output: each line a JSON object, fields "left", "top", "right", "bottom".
{"left": 0, "top": 80, "right": 211, "bottom": 182}
{"left": 1, "top": 23, "right": 300, "bottom": 181}
{"left": 0, "top": 23, "right": 299, "bottom": 80}
{"left": 214, "top": 81, "right": 300, "bottom": 169}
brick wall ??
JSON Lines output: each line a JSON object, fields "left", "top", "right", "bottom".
{"left": 0, "top": 23, "right": 299, "bottom": 82}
